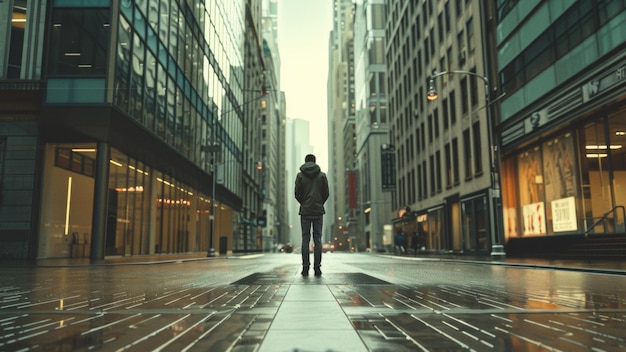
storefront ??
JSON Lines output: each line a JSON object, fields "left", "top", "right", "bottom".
{"left": 37, "top": 143, "right": 243, "bottom": 259}
{"left": 500, "top": 57, "right": 626, "bottom": 256}
{"left": 394, "top": 194, "right": 493, "bottom": 255}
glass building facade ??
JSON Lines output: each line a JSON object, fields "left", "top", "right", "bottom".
{"left": 0, "top": 0, "right": 264, "bottom": 260}
{"left": 495, "top": 0, "right": 626, "bottom": 255}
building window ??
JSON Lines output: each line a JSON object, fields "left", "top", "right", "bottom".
{"left": 443, "top": 98, "right": 449, "bottom": 130}
{"left": 429, "top": 154, "right": 436, "bottom": 195}
{"left": 436, "top": 150, "right": 442, "bottom": 192}
{"left": 8, "top": 3, "right": 26, "bottom": 78}
{"left": 466, "top": 17, "right": 475, "bottom": 53}
{"left": 417, "top": 164, "right": 423, "bottom": 200}
{"left": 48, "top": 8, "right": 110, "bottom": 75}
{"left": 457, "top": 30, "right": 465, "bottom": 66}
{"left": 470, "top": 67, "right": 479, "bottom": 107}
{"left": 452, "top": 137, "right": 460, "bottom": 184}
{"left": 498, "top": 0, "right": 623, "bottom": 97}
{"left": 55, "top": 148, "right": 96, "bottom": 178}
{"left": 473, "top": 121, "right": 483, "bottom": 174}
{"left": 449, "top": 91, "right": 457, "bottom": 125}
{"left": 460, "top": 77, "right": 469, "bottom": 115}
{"left": 434, "top": 108, "right": 440, "bottom": 138}
{"left": 445, "top": 143, "right": 452, "bottom": 188}
{"left": 422, "top": 160, "right": 428, "bottom": 199}
{"left": 464, "top": 129, "right": 472, "bottom": 178}
{"left": 428, "top": 114, "right": 433, "bottom": 143}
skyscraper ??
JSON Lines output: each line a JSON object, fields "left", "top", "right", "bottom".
{"left": 353, "top": 0, "right": 392, "bottom": 252}
{"left": 328, "top": 0, "right": 358, "bottom": 251}
{"left": 385, "top": 0, "right": 494, "bottom": 254}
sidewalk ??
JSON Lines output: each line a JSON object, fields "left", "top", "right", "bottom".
{"left": 24, "top": 252, "right": 262, "bottom": 267}
{"left": 386, "top": 252, "right": 626, "bottom": 275}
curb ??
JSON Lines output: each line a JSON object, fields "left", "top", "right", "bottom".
{"left": 382, "top": 254, "right": 626, "bottom": 276}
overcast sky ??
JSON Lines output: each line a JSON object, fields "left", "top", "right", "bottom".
{"left": 277, "top": 0, "right": 333, "bottom": 171}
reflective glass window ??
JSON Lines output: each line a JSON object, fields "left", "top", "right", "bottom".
{"left": 133, "top": 2, "right": 146, "bottom": 39}
{"left": 177, "top": 12, "right": 186, "bottom": 67}
{"left": 169, "top": 3, "right": 178, "bottom": 60}
{"left": 144, "top": 49, "right": 157, "bottom": 132}
{"left": 175, "top": 87, "right": 184, "bottom": 151}
{"left": 129, "top": 33, "right": 145, "bottom": 121}
{"left": 48, "top": 8, "right": 110, "bottom": 75}
{"left": 156, "top": 63, "right": 167, "bottom": 139}
{"left": 135, "top": 0, "right": 148, "bottom": 18}
{"left": 120, "top": 0, "right": 133, "bottom": 20}
{"left": 166, "top": 75, "right": 176, "bottom": 144}
{"left": 114, "top": 15, "right": 132, "bottom": 111}
{"left": 148, "top": 0, "right": 159, "bottom": 32}
{"left": 182, "top": 98, "right": 192, "bottom": 157}
{"left": 159, "top": 0, "right": 170, "bottom": 48}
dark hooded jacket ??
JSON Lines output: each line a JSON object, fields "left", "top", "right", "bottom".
{"left": 295, "top": 162, "right": 329, "bottom": 216}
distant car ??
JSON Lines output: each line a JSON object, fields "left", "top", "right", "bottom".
{"left": 280, "top": 244, "right": 294, "bottom": 253}
{"left": 322, "top": 243, "right": 334, "bottom": 253}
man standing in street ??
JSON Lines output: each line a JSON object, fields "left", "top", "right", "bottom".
{"left": 294, "top": 154, "right": 329, "bottom": 277}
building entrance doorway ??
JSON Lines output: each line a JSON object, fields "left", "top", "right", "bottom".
{"left": 462, "top": 196, "right": 489, "bottom": 253}
{"left": 38, "top": 144, "right": 95, "bottom": 258}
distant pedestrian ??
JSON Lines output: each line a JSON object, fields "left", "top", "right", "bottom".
{"left": 395, "top": 231, "right": 406, "bottom": 254}
{"left": 295, "top": 154, "right": 329, "bottom": 277}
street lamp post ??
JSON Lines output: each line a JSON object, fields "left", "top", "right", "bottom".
{"left": 203, "top": 88, "right": 269, "bottom": 257}
{"left": 202, "top": 142, "right": 221, "bottom": 257}
{"left": 427, "top": 70, "right": 505, "bottom": 257}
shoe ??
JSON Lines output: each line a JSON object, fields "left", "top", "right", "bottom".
{"left": 301, "top": 266, "right": 309, "bottom": 276}
{"left": 314, "top": 268, "right": 322, "bottom": 277}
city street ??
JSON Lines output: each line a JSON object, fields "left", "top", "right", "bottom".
{"left": 1, "top": 253, "right": 625, "bottom": 351}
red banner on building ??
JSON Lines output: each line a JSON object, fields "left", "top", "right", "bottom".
{"left": 348, "top": 171, "right": 357, "bottom": 209}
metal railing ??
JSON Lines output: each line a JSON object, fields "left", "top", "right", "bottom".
{"left": 584, "top": 205, "right": 626, "bottom": 237}
{"left": 0, "top": 80, "right": 44, "bottom": 91}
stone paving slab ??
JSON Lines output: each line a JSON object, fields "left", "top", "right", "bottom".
{"left": 259, "top": 285, "right": 367, "bottom": 352}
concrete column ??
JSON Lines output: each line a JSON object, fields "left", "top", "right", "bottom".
{"left": 90, "top": 142, "right": 110, "bottom": 261}
{"left": 21, "top": 0, "right": 48, "bottom": 79}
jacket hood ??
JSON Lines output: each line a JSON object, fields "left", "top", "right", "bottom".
{"left": 299, "top": 162, "right": 321, "bottom": 178}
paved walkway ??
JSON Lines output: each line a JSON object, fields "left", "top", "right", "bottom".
{"left": 259, "top": 284, "right": 367, "bottom": 352}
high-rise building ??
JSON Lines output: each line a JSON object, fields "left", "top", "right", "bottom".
{"left": 492, "top": 1, "right": 626, "bottom": 256}
{"left": 0, "top": 1, "right": 267, "bottom": 261}
{"left": 328, "top": 0, "right": 358, "bottom": 251}
{"left": 385, "top": 1, "right": 495, "bottom": 254}
{"left": 259, "top": 0, "right": 287, "bottom": 250}
{"left": 286, "top": 118, "right": 313, "bottom": 245}
{"left": 353, "top": 0, "right": 392, "bottom": 252}
{"left": 241, "top": 0, "right": 267, "bottom": 254}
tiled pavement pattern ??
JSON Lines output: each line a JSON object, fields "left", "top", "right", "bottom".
{"left": 1, "top": 259, "right": 625, "bottom": 351}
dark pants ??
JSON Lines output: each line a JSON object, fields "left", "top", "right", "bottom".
{"left": 301, "top": 215, "right": 323, "bottom": 268}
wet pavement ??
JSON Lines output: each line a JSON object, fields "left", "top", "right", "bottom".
{"left": 1, "top": 253, "right": 625, "bottom": 351}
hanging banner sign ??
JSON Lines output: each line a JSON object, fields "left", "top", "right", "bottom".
{"left": 381, "top": 144, "right": 396, "bottom": 192}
